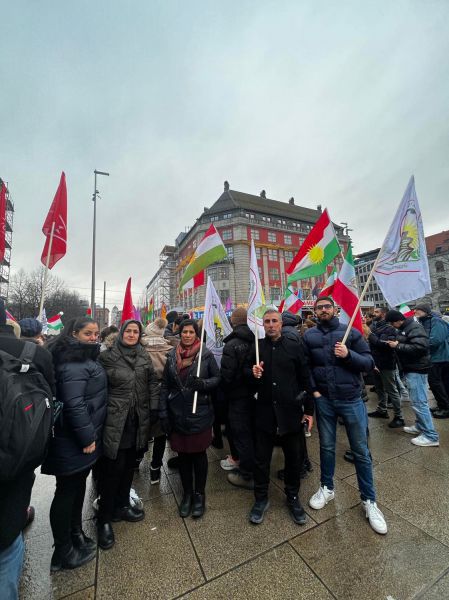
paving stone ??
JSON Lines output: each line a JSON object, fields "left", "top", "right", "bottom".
{"left": 61, "top": 586, "right": 95, "bottom": 599}
{"left": 402, "top": 427, "right": 449, "bottom": 477}
{"left": 416, "top": 569, "right": 449, "bottom": 599}
{"left": 181, "top": 543, "right": 334, "bottom": 599}
{"left": 291, "top": 505, "right": 449, "bottom": 600}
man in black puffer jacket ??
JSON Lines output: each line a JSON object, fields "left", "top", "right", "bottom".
{"left": 281, "top": 311, "right": 302, "bottom": 342}
{"left": 303, "top": 297, "right": 387, "bottom": 535}
{"left": 220, "top": 308, "right": 255, "bottom": 489}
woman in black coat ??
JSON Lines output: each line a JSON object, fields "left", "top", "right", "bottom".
{"left": 43, "top": 317, "right": 107, "bottom": 572}
{"left": 159, "top": 319, "right": 220, "bottom": 519}
{"left": 96, "top": 320, "right": 159, "bottom": 550}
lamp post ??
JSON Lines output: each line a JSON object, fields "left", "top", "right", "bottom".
{"left": 91, "top": 169, "right": 109, "bottom": 319}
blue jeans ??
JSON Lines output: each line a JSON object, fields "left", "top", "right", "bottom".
{"left": 404, "top": 372, "right": 439, "bottom": 442}
{"left": 315, "top": 395, "right": 376, "bottom": 501}
{"left": 0, "top": 534, "right": 24, "bottom": 600}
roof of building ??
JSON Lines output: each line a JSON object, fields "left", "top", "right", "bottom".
{"left": 426, "top": 230, "right": 449, "bottom": 255}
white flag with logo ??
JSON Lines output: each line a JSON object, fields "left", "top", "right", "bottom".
{"left": 373, "top": 176, "right": 431, "bottom": 307}
{"left": 204, "top": 277, "right": 232, "bottom": 366}
{"left": 247, "top": 239, "right": 266, "bottom": 339}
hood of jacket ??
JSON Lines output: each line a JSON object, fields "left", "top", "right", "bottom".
{"left": 282, "top": 312, "right": 301, "bottom": 328}
{"left": 49, "top": 335, "right": 100, "bottom": 365}
{"left": 223, "top": 323, "right": 254, "bottom": 344}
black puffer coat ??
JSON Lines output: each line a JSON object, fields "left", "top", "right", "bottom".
{"left": 368, "top": 319, "right": 398, "bottom": 370}
{"left": 302, "top": 317, "right": 374, "bottom": 400}
{"left": 220, "top": 324, "right": 255, "bottom": 404}
{"left": 42, "top": 337, "right": 107, "bottom": 476}
{"left": 281, "top": 312, "right": 302, "bottom": 342}
{"left": 99, "top": 331, "right": 159, "bottom": 460}
{"left": 394, "top": 317, "right": 431, "bottom": 373}
{"left": 159, "top": 345, "right": 219, "bottom": 434}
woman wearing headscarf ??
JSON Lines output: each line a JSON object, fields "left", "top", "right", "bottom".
{"left": 159, "top": 319, "right": 220, "bottom": 519}
{"left": 96, "top": 319, "right": 158, "bottom": 550}
{"left": 43, "top": 317, "right": 107, "bottom": 572}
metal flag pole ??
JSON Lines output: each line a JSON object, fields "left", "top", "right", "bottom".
{"left": 192, "top": 320, "right": 206, "bottom": 414}
{"left": 38, "top": 221, "right": 55, "bottom": 321}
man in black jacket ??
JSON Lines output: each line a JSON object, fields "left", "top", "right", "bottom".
{"left": 0, "top": 300, "right": 55, "bottom": 598}
{"left": 250, "top": 309, "right": 314, "bottom": 525}
{"left": 302, "top": 297, "right": 387, "bottom": 535}
{"left": 367, "top": 306, "right": 405, "bottom": 428}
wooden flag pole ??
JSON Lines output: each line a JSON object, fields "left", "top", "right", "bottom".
{"left": 192, "top": 319, "right": 206, "bottom": 414}
{"left": 38, "top": 221, "right": 55, "bottom": 321}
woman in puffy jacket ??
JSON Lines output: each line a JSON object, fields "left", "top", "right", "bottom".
{"left": 43, "top": 317, "right": 107, "bottom": 572}
{"left": 159, "top": 319, "right": 219, "bottom": 519}
{"left": 96, "top": 319, "right": 158, "bottom": 550}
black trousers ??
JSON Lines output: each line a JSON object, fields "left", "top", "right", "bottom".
{"left": 178, "top": 452, "right": 208, "bottom": 495}
{"left": 254, "top": 429, "right": 305, "bottom": 501}
{"left": 97, "top": 447, "right": 137, "bottom": 523}
{"left": 228, "top": 401, "right": 255, "bottom": 476}
{"left": 429, "top": 363, "right": 449, "bottom": 410}
{"left": 49, "top": 468, "right": 90, "bottom": 547}
{"left": 151, "top": 435, "right": 166, "bottom": 469}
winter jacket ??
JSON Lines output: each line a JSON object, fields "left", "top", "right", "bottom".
{"left": 417, "top": 315, "right": 449, "bottom": 363}
{"left": 42, "top": 336, "right": 107, "bottom": 476}
{"left": 249, "top": 334, "right": 314, "bottom": 435}
{"left": 394, "top": 317, "right": 431, "bottom": 373}
{"left": 99, "top": 340, "right": 159, "bottom": 459}
{"left": 302, "top": 317, "right": 374, "bottom": 400}
{"left": 220, "top": 324, "right": 255, "bottom": 405}
{"left": 368, "top": 319, "right": 398, "bottom": 370}
{"left": 281, "top": 312, "right": 302, "bottom": 342}
{"left": 159, "top": 345, "right": 219, "bottom": 435}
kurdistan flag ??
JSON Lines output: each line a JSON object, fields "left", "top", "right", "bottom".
{"left": 287, "top": 209, "right": 341, "bottom": 284}
{"left": 279, "top": 286, "right": 304, "bottom": 314}
{"left": 247, "top": 239, "right": 266, "bottom": 339}
{"left": 332, "top": 246, "right": 363, "bottom": 334}
{"left": 47, "top": 312, "right": 63, "bottom": 332}
{"left": 179, "top": 224, "right": 227, "bottom": 290}
{"left": 203, "top": 277, "right": 233, "bottom": 366}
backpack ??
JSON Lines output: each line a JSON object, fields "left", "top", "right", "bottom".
{"left": 0, "top": 342, "right": 54, "bottom": 481}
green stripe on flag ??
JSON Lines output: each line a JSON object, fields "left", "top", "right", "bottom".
{"left": 287, "top": 237, "right": 340, "bottom": 283}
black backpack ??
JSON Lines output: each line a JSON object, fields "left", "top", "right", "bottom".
{"left": 0, "top": 342, "right": 54, "bottom": 481}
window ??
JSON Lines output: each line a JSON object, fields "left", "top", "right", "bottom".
{"left": 438, "top": 277, "right": 447, "bottom": 289}
{"left": 435, "top": 246, "right": 442, "bottom": 254}
{"left": 222, "top": 229, "right": 232, "bottom": 241}
{"left": 284, "top": 235, "right": 292, "bottom": 245}
{"left": 436, "top": 261, "right": 445, "bottom": 273}
{"left": 269, "top": 268, "right": 280, "bottom": 280}
{"left": 256, "top": 247, "right": 261, "bottom": 259}
{"left": 219, "top": 289, "right": 230, "bottom": 303}
{"left": 268, "top": 231, "right": 276, "bottom": 243}
{"left": 218, "top": 266, "right": 229, "bottom": 280}
{"left": 210, "top": 215, "right": 219, "bottom": 222}
{"left": 208, "top": 267, "right": 217, "bottom": 281}
{"left": 270, "top": 287, "right": 281, "bottom": 302}
{"left": 268, "top": 249, "right": 278, "bottom": 260}
{"left": 223, "top": 213, "right": 233, "bottom": 219}
{"left": 250, "top": 229, "right": 259, "bottom": 240}
{"left": 225, "top": 245, "right": 233, "bottom": 260}
{"left": 258, "top": 266, "right": 263, "bottom": 281}
{"left": 284, "top": 250, "right": 293, "bottom": 263}
{"left": 266, "top": 217, "right": 271, "bottom": 223}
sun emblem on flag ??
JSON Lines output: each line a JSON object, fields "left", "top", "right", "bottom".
{"left": 307, "top": 244, "right": 325, "bottom": 264}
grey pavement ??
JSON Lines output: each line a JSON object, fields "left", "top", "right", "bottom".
{"left": 20, "top": 392, "right": 449, "bottom": 600}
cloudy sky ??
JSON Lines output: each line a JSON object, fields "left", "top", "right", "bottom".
{"left": 1, "top": 1, "right": 448, "bottom": 308}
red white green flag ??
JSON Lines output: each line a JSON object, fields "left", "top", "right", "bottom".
{"left": 399, "top": 303, "right": 414, "bottom": 318}
{"left": 279, "top": 286, "right": 304, "bottom": 314}
{"left": 179, "top": 225, "right": 227, "bottom": 290}
{"left": 47, "top": 312, "right": 63, "bottom": 332}
{"left": 332, "top": 246, "right": 363, "bottom": 334}
{"left": 287, "top": 209, "right": 340, "bottom": 284}
{"left": 319, "top": 266, "right": 337, "bottom": 298}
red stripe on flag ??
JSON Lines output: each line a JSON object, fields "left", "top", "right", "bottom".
{"left": 286, "top": 209, "right": 331, "bottom": 274}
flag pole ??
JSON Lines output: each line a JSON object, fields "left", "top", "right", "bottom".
{"left": 38, "top": 221, "right": 55, "bottom": 321}
{"left": 192, "top": 320, "right": 206, "bottom": 414}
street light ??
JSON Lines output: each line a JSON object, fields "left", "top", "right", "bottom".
{"left": 91, "top": 169, "right": 109, "bottom": 319}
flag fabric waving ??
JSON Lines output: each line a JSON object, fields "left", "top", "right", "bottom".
{"left": 287, "top": 209, "right": 340, "bottom": 284}
{"left": 160, "top": 302, "right": 167, "bottom": 320}
{"left": 319, "top": 266, "right": 337, "bottom": 298}
{"left": 147, "top": 297, "right": 154, "bottom": 322}
{"left": 47, "top": 312, "right": 63, "bottom": 333}
{"left": 332, "top": 245, "right": 363, "bottom": 334}
{"left": 373, "top": 176, "right": 431, "bottom": 307}
{"left": 182, "top": 270, "right": 205, "bottom": 292}
{"left": 247, "top": 239, "right": 266, "bottom": 339}
{"left": 204, "top": 277, "right": 233, "bottom": 366}
{"left": 179, "top": 225, "right": 227, "bottom": 290}
{"left": 0, "top": 181, "right": 7, "bottom": 262}
{"left": 279, "top": 286, "right": 304, "bottom": 314}
{"left": 41, "top": 172, "right": 67, "bottom": 269}
{"left": 121, "top": 278, "right": 134, "bottom": 323}
{"left": 399, "top": 303, "right": 414, "bottom": 318}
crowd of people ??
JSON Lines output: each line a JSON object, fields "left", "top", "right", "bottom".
{"left": 1, "top": 296, "right": 449, "bottom": 599}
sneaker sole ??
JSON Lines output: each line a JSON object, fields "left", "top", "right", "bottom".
{"left": 249, "top": 501, "right": 270, "bottom": 524}
{"left": 220, "top": 464, "right": 239, "bottom": 471}
{"left": 309, "top": 495, "right": 335, "bottom": 510}
{"left": 150, "top": 479, "right": 160, "bottom": 485}
{"left": 403, "top": 429, "right": 420, "bottom": 435}
{"left": 411, "top": 440, "right": 439, "bottom": 447}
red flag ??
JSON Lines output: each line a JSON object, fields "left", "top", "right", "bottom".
{"left": 121, "top": 277, "right": 134, "bottom": 323}
{"left": 0, "top": 181, "right": 6, "bottom": 262}
{"left": 41, "top": 172, "right": 67, "bottom": 269}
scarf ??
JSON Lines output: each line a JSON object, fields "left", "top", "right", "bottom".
{"left": 176, "top": 338, "right": 201, "bottom": 373}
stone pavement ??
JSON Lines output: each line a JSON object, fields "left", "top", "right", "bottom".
{"left": 20, "top": 393, "right": 449, "bottom": 600}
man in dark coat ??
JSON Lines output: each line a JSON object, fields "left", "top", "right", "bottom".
{"left": 281, "top": 311, "right": 302, "bottom": 342}
{"left": 385, "top": 310, "right": 439, "bottom": 446}
{"left": 367, "top": 306, "right": 405, "bottom": 428}
{"left": 302, "top": 297, "right": 387, "bottom": 535}
{"left": 249, "top": 309, "right": 314, "bottom": 526}
{"left": 220, "top": 308, "right": 255, "bottom": 489}
{"left": 0, "top": 300, "right": 55, "bottom": 597}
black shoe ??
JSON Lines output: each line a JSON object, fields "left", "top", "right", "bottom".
{"left": 211, "top": 437, "right": 224, "bottom": 449}
{"left": 304, "top": 458, "right": 313, "bottom": 473}
{"left": 388, "top": 416, "right": 405, "bottom": 428}
{"left": 368, "top": 409, "right": 389, "bottom": 419}
{"left": 277, "top": 469, "right": 285, "bottom": 481}
{"left": 287, "top": 497, "right": 307, "bottom": 525}
{"left": 167, "top": 456, "right": 179, "bottom": 470}
{"left": 112, "top": 505, "right": 145, "bottom": 523}
{"left": 386, "top": 402, "right": 394, "bottom": 409}
{"left": 179, "top": 494, "right": 192, "bottom": 518}
{"left": 71, "top": 527, "right": 96, "bottom": 552}
{"left": 249, "top": 499, "right": 270, "bottom": 524}
{"left": 430, "top": 407, "right": 438, "bottom": 414}
{"left": 191, "top": 493, "right": 205, "bottom": 518}
{"left": 97, "top": 522, "right": 115, "bottom": 550}
{"left": 343, "top": 450, "right": 355, "bottom": 464}
{"left": 50, "top": 542, "right": 96, "bottom": 572}
{"left": 433, "top": 410, "right": 449, "bottom": 419}
{"left": 299, "top": 468, "right": 308, "bottom": 480}
{"left": 134, "top": 458, "right": 143, "bottom": 472}
{"left": 150, "top": 466, "right": 161, "bottom": 485}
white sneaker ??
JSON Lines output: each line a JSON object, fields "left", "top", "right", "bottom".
{"left": 403, "top": 425, "right": 420, "bottom": 434}
{"left": 411, "top": 434, "right": 439, "bottom": 447}
{"left": 129, "top": 487, "right": 144, "bottom": 510}
{"left": 363, "top": 500, "right": 387, "bottom": 535}
{"left": 309, "top": 486, "right": 335, "bottom": 510}
{"left": 220, "top": 455, "right": 240, "bottom": 471}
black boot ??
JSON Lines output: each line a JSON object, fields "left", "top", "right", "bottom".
{"left": 97, "top": 522, "right": 115, "bottom": 550}
{"left": 286, "top": 496, "right": 307, "bottom": 525}
{"left": 191, "top": 493, "right": 205, "bottom": 518}
{"left": 50, "top": 542, "right": 96, "bottom": 572}
{"left": 71, "top": 527, "right": 96, "bottom": 552}
{"left": 112, "top": 505, "right": 145, "bottom": 523}
{"left": 304, "top": 458, "right": 313, "bottom": 472}
{"left": 249, "top": 499, "right": 270, "bottom": 524}
{"left": 167, "top": 456, "right": 179, "bottom": 470}
{"left": 179, "top": 493, "right": 192, "bottom": 518}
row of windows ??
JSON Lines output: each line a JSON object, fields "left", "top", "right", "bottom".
{"left": 207, "top": 266, "right": 230, "bottom": 280}
{"left": 250, "top": 229, "right": 293, "bottom": 245}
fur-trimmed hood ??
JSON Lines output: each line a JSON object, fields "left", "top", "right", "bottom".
{"left": 103, "top": 331, "right": 119, "bottom": 349}
{"left": 49, "top": 335, "right": 101, "bottom": 365}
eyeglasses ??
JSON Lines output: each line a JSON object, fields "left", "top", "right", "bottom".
{"left": 315, "top": 304, "right": 333, "bottom": 310}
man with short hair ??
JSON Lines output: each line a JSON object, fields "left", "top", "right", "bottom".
{"left": 302, "top": 297, "right": 387, "bottom": 535}
{"left": 250, "top": 309, "right": 313, "bottom": 525}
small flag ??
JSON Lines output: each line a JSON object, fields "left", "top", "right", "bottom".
{"left": 319, "top": 266, "right": 337, "bottom": 298}
{"left": 399, "top": 303, "right": 414, "bottom": 318}
{"left": 0, "top": 181, "right": 7, "bottom": 262}
{"left": 160, "top": 302, "right": 167, "bottom": 320}
{"left": 247, "top": 239, "right": 266, "bottom": 339}
{"left": 47, "top": 312, "right": 64, "bottom": 332}
{"left": 279, "top": 286, "right": 305, "bottom": 314}
{"left": 5, "top": 308, "right": 16, "bottom": 322}
{"left": 179, "top": 225, "right": 227, "bottom": 290}
{"left": 41, "top": 172, "right": 67, "bottom": 269}
{"left": 225, "top": 297, "right": 232, "bottom": 312}
{"left": 204, "top": 277, "right": 233, "bottom": 366}
{"left": 147, "top": 297, "right": 154, "bottom": 322}
{"left": 121, "top": 278, "right": 134, "bottom": 323}
{"left": 333, "top": 246, "right": 363, "bottom": 334}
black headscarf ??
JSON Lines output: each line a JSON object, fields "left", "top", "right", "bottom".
{"left": 116, "top": 319, "right": 143, "bottom": 362}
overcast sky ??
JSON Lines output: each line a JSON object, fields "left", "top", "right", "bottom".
{"left": 1, "top": 1, "right": 448, "bottom": 309}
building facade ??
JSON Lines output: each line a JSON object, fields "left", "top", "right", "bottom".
{"left": 0, "top": 179, "right": 14, "bottom": 300}
{"left": 354, "top": 248, "right": 387, "bottom": 306}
